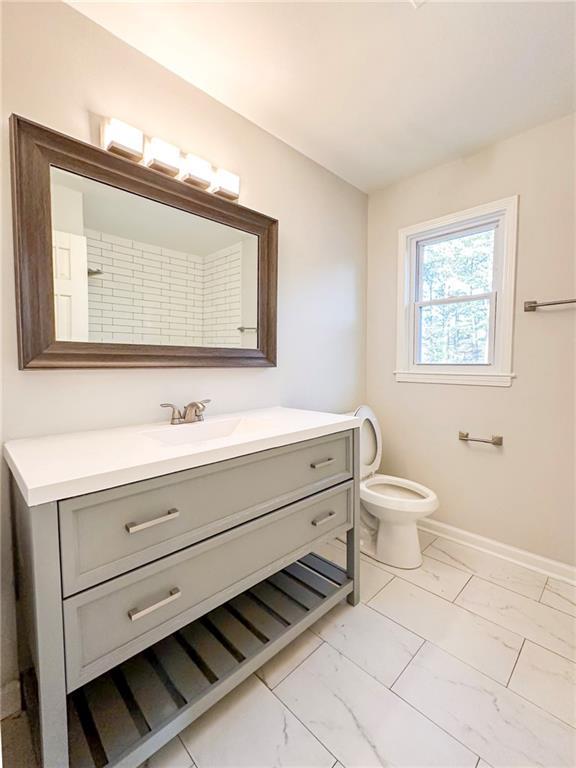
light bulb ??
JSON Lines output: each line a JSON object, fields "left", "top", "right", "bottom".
{"left": 180, "top": 153, "right": 213, "bottom": 189}
{"left": 101, "top": 118, "right": 144, "bottom": 161}
{"left": 144, "top": 137, "right": 181, "bottom": 177}
{"left": 212, "top": 168, "right": 240, "bottom": 201}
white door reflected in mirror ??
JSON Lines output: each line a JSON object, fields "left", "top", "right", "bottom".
{"left": 52, "top": 230, "right": 89, "bottom": 341}
{"left": 50, "top": 167, "right": 258, "bottom": 349}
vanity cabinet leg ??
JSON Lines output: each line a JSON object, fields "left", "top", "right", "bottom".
{"left": 14, "top": 491, "right": 69, "bottom": 767}
{"left": 347, "top": 428, "right": 360, "bottom": 606}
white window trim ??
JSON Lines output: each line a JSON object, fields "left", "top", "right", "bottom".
{"left": 395, "top": 196, "right": 518, "bottom": 387}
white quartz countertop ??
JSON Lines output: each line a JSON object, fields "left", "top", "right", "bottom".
{"left": 4, "top": 407, "right": 359, "bottom": 506}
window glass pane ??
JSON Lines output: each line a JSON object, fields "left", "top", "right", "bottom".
{"left": 417, "top": 298, "right": 491, "bottom": 364}
{"left": 417, "top": 227, "right": 495, "bottom": 301}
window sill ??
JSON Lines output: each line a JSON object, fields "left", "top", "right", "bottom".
{"left": 394, "top": 371, "right": 515, "bottom": 387}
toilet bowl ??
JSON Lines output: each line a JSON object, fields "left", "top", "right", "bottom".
{"left": 355, "top": 405, "right": 439, "bottom": 569}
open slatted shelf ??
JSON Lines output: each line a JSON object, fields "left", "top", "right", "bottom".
{"left": 66, "top": 553, "right": 352, "bottom": 768}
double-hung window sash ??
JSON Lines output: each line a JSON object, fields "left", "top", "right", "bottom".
{"left": 395, "top": 196, "right": 517, "bottom": 386}
{"left": 411, "top": 221, "right": 500, "bottom": 367}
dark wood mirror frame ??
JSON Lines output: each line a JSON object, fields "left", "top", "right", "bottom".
{"left": 10, "top": 115, "right": 277, "bottom": 369}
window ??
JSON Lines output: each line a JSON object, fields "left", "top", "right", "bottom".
{"left": 395, "top": 197, "right": 518, "bottom": 386}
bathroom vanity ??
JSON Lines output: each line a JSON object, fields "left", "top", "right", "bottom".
{"left": 5, "top": 407, "right": 360, "bottom": 768}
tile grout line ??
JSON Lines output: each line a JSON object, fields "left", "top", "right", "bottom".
{"left": 453, "top": 576, "right": 576, "bottom": 661}
{"left": 364, "top": 574, "right": 397, "bottom": 604}
{"left": 387, "top": 636, "right": 426, "bottom": 690}
{"left": 370, "top": 565, "right": 475, "bottom": 608}
{"left": 450, "top": 572, "right": 473, "bottom": 603}
{"left": 504, "top": 652, "right": 576, "bottom": 727}
{"left": 332, "top": 535, "right": 482, "bottom": 602}
{"left": 177, "top": 734, "right": 199, "bottom": 767}
{"left": 421, "top": 533, "right": 568, "bottom": 597}
{"left": 363, "top": 599, "right": 427, "bottom": 646}
{"left": 518, "top": 636, "right": 576, "bottom": 665}
{"left": 537, "top": 576, "right": 550, "bottom": 604}
{"left": 352, "top": 539, "right": 477, "bottom": 602}
{"left": 421, "top": 549, "right": 548, "bottom": 602}
{"left": 455, "top": 571, "right": 575, "bottom": 613}
{"left": 505, "top": 637, "right": 526, "bottom": 687}
{"left": 418, "top": 530, "right": 576, "bottom": 585}
{"left": 406, "top": 639, "right": 576, "bottom": 731}
{"left": 365, "top": 574, "right": 529, "bottom": 666}
{"left": 382, "top": 568, "right": 470, "bottom": 603}
{"left": 537, "top": 597, "right": 576, "bottom": 619}
{"left": 268, "top": 675, "right": 340, "bottom": 766}
{"left": 345, "top": 585, "right": 525, "bottom": 688}
{"left": 367, "top": 592, "right": 523, "bottom": 686}
{"left": 181, "top": 660, "right": 338, "bottom": 768}
{"left": 261, "top": 638, "right": 326, "bottom": 691}
{"left": 367, "top": 563, "right": 575, "bottom": 665}
{"left": 503, "top": 668, "right": 576, "bottom": 730}
{"left": 387, "top": 641, "right": 484, "bottom": 763}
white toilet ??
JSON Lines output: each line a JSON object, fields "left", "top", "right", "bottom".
{"left": 355, "top": 405, "right": 439, "bottom": 569}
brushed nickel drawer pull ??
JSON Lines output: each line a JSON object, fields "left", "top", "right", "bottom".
{"left": 125, "top": 508, "right": 180, "bottom": 534}
{"left": 311, "top": 510, "right": 336, "bottom": 527}
{"left": 310, "top": 457, "right": 335, "bottom": 469}
{"left": 128, "top": 587, "right": 181, "bottom": 622}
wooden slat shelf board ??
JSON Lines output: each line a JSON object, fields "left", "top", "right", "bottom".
{"left": 66, "top": 556, "right": 352, "bottom": 768}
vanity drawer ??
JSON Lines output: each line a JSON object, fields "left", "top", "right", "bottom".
{"left": 59, "top": 431, "right": 353, "bottom": 595}
{"left": 63, "top": 482, "right": 352, "bottom": 690}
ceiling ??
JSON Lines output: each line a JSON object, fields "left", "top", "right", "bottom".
{"left": 69, "top": 2, "right": 575, "bottom": 192}
{"left": 52, "top": 168, "right": 253, "bottom": 255}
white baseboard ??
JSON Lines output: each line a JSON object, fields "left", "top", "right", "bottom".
{"left": 419, "top": 519, "right": 576, "bottom": 585}
{"left": 1, "top": 679, "right": 21, "bottom": 720}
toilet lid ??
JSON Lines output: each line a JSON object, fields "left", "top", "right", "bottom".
{"left": 354, "top": 405, "right": 382, "bottom": 479}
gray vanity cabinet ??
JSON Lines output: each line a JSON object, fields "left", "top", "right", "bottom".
{"left": 12, "top": 429, "right": 360, "bottom": 768}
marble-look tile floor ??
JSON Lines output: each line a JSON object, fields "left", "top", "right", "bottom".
{"left": 2, "top": 531, "right": 575, "bottom": 768}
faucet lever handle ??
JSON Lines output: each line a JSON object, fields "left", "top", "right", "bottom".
{"left": 185, "top": 399, "right": 211, "bottom": 412}
{"left": 182, "top": 399, "right": 211, "bottom": 422}
{"left": 160, "top": 403, "right": 183, "bottom": 424}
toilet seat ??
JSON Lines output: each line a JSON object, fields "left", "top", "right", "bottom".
{"left": 354, "top": 405, "right": 382, "bottom": 479}
{"left": 361, "top": 474, "right": 438, "bottom": 514}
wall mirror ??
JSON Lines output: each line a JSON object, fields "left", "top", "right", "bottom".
{"left": 10, "top": 115, "right": 277, "bottom": 368}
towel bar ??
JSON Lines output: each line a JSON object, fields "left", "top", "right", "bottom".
{"left": 524, "top": 298, "right": 576, "bottom": 312}
{"left": 459, "top": 431, "right": 503, "bottom": 446}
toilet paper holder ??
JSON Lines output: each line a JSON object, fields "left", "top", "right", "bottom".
{"left": 459, "top": 431, "right": 503, "bottom": 446}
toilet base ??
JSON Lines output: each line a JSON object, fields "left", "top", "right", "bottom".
{"left": 358, "top": 521, "right": 423, "bottom": 570}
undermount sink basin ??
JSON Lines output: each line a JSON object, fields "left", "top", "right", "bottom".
{"left": 143, "top": 417, "right": 244, "bottom": 446}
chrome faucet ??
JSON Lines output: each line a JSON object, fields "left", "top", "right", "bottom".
{"left": 161, "top": 400, "right": 211, "bottom": 425}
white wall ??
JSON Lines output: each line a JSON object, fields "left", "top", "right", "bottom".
{"left": 0, "top": 2, "right": 366, "bottom": 692}
{"left": 367, "top": 114, "right": 575, "bottom": 566}
{"left": 51, "top": 184, "right": 85, "bottom": 236}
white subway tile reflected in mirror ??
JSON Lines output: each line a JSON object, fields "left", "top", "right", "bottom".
{"left": 49, "top": 168, "right": 258, "bottom": 348}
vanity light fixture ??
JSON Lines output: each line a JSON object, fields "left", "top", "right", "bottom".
{"left": 100, "top": 117, "right": 241, "bottom": 200}
{"left": 212, "top": 168, "right": 240, "bottom": 201}
{"left": 144, "top": 137, "right": 181, "bottom": 177}
{"left": 101, "top": 118, "right": 144, "bottom": 161}
{"left": 180, "top": 153, "right": 213, "bottom": 190}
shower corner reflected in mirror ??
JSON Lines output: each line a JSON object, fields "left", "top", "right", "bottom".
{"left": 10, "top": 114, "right": 278, "bottom": 370}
